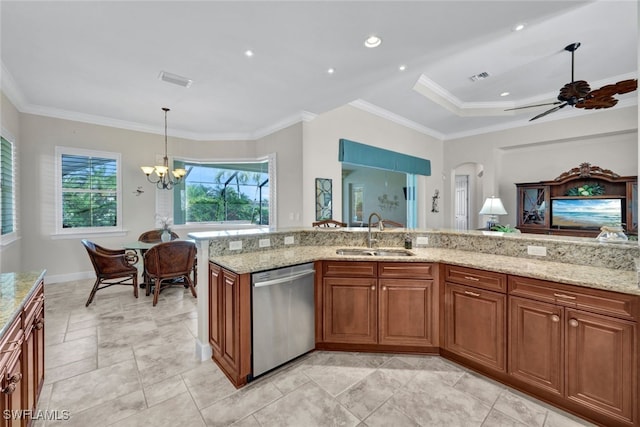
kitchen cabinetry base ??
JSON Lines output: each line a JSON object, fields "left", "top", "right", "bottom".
{"left": 316, "top": 342, "right": 439, "bottom": 354}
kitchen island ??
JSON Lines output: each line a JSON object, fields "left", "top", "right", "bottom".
{"left": 190, "top": 228, "right": 640, "bottom": 426}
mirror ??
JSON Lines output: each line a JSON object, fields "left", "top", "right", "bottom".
{"left": 315, "top": 178, "right": 332, "bottom": 220}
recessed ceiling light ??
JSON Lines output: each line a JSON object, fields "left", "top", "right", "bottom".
{"left": 364, "top": 35, "right": 382, "bottom": 48}
{"left": 500, "top": 92, "right": 510, "bottom": 97}
{"left": 327, "top": 68, "right": 335, "bottom": 75}
{"left": 158, "top": 71, "right": 193, "bottom": 88}
{"left": 398, "top": 64, "right": 407, "bottom": 71}
{"left": 512, "top": 23, "right": 526, "bottom": 32}
{"left": 244, "top": 49, "right": 254, "bottom": 57}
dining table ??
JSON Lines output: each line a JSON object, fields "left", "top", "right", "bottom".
{"left": 122, "top": 239, "right": 195, "bottom": 288}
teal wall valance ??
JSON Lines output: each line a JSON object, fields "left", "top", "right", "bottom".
{"left": 338, "top": 139, "right": 431, "bottom": 176}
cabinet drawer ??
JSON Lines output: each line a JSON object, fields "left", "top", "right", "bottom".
{"left": 323, "top": 261, "right": 376, "bottom": 278}
{"left": 23, "top": 282, "right": 45, "bottom": 328}
{"left": 444, "top": 265, "right": 506, "bottom": 293}
{"left": 378, "top": 262, "right": 433, "bottom": 279}
{"left": 509, "top": 275, "right": 639, "bottom": 321}
{"left": 0, "top": 318, "right": 23, "bottom": 366}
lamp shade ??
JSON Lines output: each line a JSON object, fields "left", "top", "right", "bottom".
{"left": 479, "top": 196, "right": 507, "bottom": 216}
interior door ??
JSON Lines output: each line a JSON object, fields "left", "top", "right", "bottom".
{"left": 455, "top": 175, "right": 469, "bottom": 230}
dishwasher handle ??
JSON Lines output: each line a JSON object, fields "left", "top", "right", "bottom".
{"left": 253, "top": 269, "right": 315, "bottom": 288}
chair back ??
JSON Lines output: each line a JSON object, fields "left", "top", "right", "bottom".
{"left": 138, "top": 229, "right": 180, "bottom": 243}
{"left": 144, "top": 241, "right": 196, "bottom": 278}
{"left": 312, "top": 219, "right": 347, "bottom": 228}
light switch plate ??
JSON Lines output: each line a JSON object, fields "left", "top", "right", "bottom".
{"left": 416, "top": 236, "right": 429, "bottom": 245}
{"left": 527, "top": 245, "right": 547, "bottom": 256}
{"left": 259, "top": 238, "right": 271, "bottom": 248}
{"left": 284, "top": 236, "right": 295, "bottom": 245}
{"left": 229, "top": 241, "right": 242, "bottom": 250}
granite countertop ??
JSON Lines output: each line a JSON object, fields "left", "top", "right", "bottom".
{"left": 210, "top": 246, "right": 640, "bottom": 296}
{"left": 0, "top": 270, "right": 46, "bottom": 337}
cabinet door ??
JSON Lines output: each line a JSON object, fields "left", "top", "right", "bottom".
{"left": 566, "top": 309, "right": 636, "bottom": 424}
{"left": 0, "top": 322, "right": 24, "bottom": 427}
{"left": 445, "top": 282, "right": 506, "bottom": 372}
{"left": 516, "top": 185, "right": 549, "bottom": 229}
{"left": 323, "top": 277, "right": 377, "bottom": 344}
{"left": 379, "top": 279, "right": 435, "bottom": 346}
{"left": 508, "top": 296, "right": 563, "bottom": 396}
{"left": 220, "top": 270, "right": 241, "bottom": 374}
{"left": 208, "top": 263, "right": 222, "bottom": 355}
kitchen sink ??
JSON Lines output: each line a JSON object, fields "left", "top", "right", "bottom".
{"left": 335, "top": 248, "right": 415, "bottom": 257}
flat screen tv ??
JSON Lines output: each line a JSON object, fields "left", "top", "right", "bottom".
{"left": 551, "top": 198, "right": 623, "bottom": 229}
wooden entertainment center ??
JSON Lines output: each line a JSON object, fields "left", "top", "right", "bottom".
{"left": 516, "top": 163, "right": 637, "bottom": 237}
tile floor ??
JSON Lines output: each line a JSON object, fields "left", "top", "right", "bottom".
{"left": 35, "top": 279, "right": 595, "bottom": 427}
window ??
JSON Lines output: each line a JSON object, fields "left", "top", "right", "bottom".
{"left": 1, "top": 135, "right": 16, "bottom": 239}
{"left": 56, "top": 147, "right": 122, "bottom": 234}
{"left": 173, "top": 160, "right": 270, "bottom": 226}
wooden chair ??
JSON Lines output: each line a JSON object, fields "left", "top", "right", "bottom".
{"left": 312, "top": 219, "right": 347, "bottom": 228}
{"left": 81, "top": 239, "right": 138, "bottom": 307}
{"left": 144, "top": 240, "right": 197, "bottom": 306}
{"left": 138, "top": 229, "right": 180, "bottom": 243}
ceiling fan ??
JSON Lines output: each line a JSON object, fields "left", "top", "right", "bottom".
{"left": 506, "top": 42, "right": 637, "bottom": 121}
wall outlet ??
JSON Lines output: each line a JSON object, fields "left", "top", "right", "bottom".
{"left": 259, "top": 238, "right": 271, "bottom": 248}
{"left": 416, "top": 236, "right": 429, "bottom": 245}
{"left": 284, "top": 236, "right": 295, "bottom": 245}
{"left": 527, "top": 245, "right": 547, "bottom": 256}
{"left": 229, "top": 241, "right": 242, "bottom": 251}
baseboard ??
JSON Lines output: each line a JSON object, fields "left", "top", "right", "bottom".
{"left": 195, "top": 339, "right": 212, "bottom": 361}
{"left": 44, "top": 270, "right": 94, "bottom": 284}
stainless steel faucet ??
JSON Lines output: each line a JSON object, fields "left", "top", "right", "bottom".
{"left": 367, "top": 212, "right": 384, "bottom": 248}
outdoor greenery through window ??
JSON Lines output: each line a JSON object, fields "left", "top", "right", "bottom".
{"left": 1, "top": 136, "right": 15, "bottom": 236}
{"left": 58, "top": 148, "right": 120, "bottom": 230}
{"left": 173, "top": 160, "right": 269, "bottom": 225}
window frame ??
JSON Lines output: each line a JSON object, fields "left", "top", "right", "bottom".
{"left": 169, "top": 153, "right": 276, "bottom": 228}
{"left": 1, "top": 130, "right": 18, "bottom": 245}
{"left": 54, "top": 146, "right": 123, "bottom": 237}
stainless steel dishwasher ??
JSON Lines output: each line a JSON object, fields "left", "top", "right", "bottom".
{"left": 251, "top": 262, "right": 315, "bottom": 378}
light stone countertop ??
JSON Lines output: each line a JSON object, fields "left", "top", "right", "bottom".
{"left": 210, "top": 246, "right": 640, "bottom": 296}
{"left": 0, "top": 270, "right": 46, "bottom": 337}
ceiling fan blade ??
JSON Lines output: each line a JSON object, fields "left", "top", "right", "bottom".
{"left": 529, "top": 103, "right": 567, "bottom": 121}
{"left": 504, "top": 101, "right": 562, "bottom": 111}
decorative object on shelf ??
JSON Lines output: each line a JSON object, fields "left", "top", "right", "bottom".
{"left": 431, "top": 189, "right": 440, "bottom": 213}
{"left": 315, "top": 178, "right": 332, "bottom": 220}
{"left": 378, "top": 193, "right": 399, "bottom": 211}
{"left": 596, "top": 225, "right": 628, "bottom": 243}
{"left": 141, "top": 108, "right": 187, "bottom": 190}
{"left": 479, "top": 196, "right": 508, "bottom": 230}
{"left": 565, "top": 183, "right": 605, "bottom": 196}
{"left": 554, "top": 162, "right": 620, "bottom": 181}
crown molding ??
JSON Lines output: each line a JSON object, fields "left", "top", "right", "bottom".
{"left": 349, "top": 99, "right": 444, "bottom": 140}
{"left": 1, "top": 61, "right": 27, "bottom": 109}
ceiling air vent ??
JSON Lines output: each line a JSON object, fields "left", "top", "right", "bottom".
{"left": 469, "top": 72, "right": 490, "bottom": 82}
{"left": 158, "top": 71, "right": 193, "bottom": 88}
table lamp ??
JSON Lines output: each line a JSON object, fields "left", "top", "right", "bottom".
{"left": 479, "top": 196, "right": 507, "bottom": 230}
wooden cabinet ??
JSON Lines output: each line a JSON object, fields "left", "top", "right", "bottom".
{"left": 21, "top": 281, "right": 44, "bottom": 422}
{"left": 443, "top": 265, "right": 507, "bottom": 373}
{"left": 0, "top": 278, "right": 45, "bottom": 427}
{"left": 320, "top": 261, "right": 437, "bottom": 350}
{"left": 516, "top": 163, "right": 637, "bottom": 237}
{"left": 0, "top": 317, "right": 25, "bottom": 427}
{"left": 208, "top": 263, "right": 251, "bottom": 388}
{"left": 509, "top": 275, "right": 638, "bottom": 426}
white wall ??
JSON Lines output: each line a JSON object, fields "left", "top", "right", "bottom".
{"left": 303, "top": 104, "right": 444, "bottom": 228}
{"left": 444, "top": 106, "right": 638, "bottom": 229}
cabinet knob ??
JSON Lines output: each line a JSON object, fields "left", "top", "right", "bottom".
{"left": 550, "top": 314, "right": 560, "bottom": 323}
{"left": 569, "top": 319, "right": 579, "bottom": 327}
{"left": 2, "top": 383, "right": 16, "bottom": 395}
{"left": 382, "top": 286, "right": 387, "bottom": 291}
{"left": 371, "top": 286, "right": 375, "bottom": 291}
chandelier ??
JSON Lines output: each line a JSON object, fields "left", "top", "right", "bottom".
{"left": 141, "top": 107, "right": 186, "bottom": 190}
